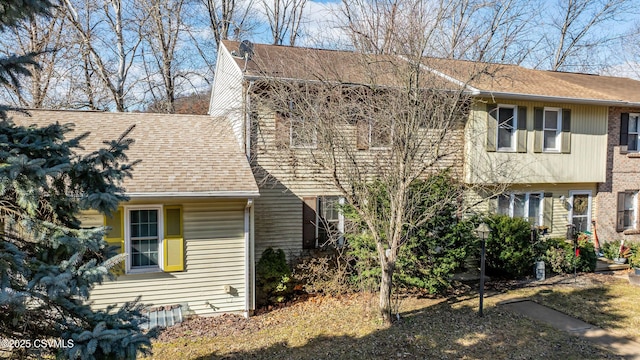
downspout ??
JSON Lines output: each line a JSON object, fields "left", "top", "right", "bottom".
{"left": 244, "top": 198, "right": 254, "bottom": 318}
{"left": 245, "top": 81, "right": 255, "bottom": 158}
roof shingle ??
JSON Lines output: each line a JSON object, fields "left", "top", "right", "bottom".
{"left": 8, "top": 110, "right": 259, "bottom": 197}
{"left": 222, "top": 40, "right": 640, "bottom": 105}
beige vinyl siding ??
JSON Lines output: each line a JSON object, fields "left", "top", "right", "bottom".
{"left": 465, "top": 100, "right": 607, "bottom": 184}
{"left": 466, "top": 183, "right": 597, "bottom": 238}
{"left": 209, "top": 44, "right": 245, "bottom": 146}
{"left": 254, "top": 185, "right": 303, "bottom": 259}
{"left": 88, "top": 199, "right": 248, "bottom": 316}
{"left": 251, "top": 106, "right": 465, "bottom": 260}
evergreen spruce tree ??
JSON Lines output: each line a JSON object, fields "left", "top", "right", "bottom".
{"left": 1, "top": 1, "right": 157, "bottom": 358}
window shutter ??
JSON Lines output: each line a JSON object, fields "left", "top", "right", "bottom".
{"left": 356, "top": 118, "right": 369, "bottom": 150}
{"left": 517, "top": 106, "right": 527, "bottom": 153}
{"left": 163, "top": 206, "right": 184, "bottom": 272}
{"left": 543, "top": 193, "right": 553, "bottom": 232}
{"left": 275, "top": 112, "right": 289, "bottom": 149}
{"left": 561, "top": 109, "right": 571, "bottom": 154}
{"left": 620, "top": 113, "right": 629, "bottom": 145}
{"left": 533, "top": 107, "right": 543, "bottom": 153}
{"left": 620, "top": 113, "right": 629, "bottom": 151}
{"left": 486, "top": 104, "right": 497, "bottom": 152}
{"left": 104, "top": 207, "right": 125, "bottom": 275}
{"left": 617, "top": 192, "right": 626, "bottom": 232}
{"left": 302, "top": 197, "right": 317, "bottom": 249}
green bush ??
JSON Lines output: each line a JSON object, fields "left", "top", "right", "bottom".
{"left": 484, "top": 215, "right": 535, "bottom": 278}
{"left": 346, "top": 171, "right": 476, "bottom": 294}
{"left": 601, "top": 240, "right": 622, "bottom": 260}
{"left": 628, "top": 241, "right": 640, "bottom": 268}
{"left": 543, "top": 236, "right": 596, "bottom": 274}
{"left": 575, "top": 238, "right": 597, "bottom": 272}
{"left": 255, "top": 247, "right": 293, "bottom": 307}
{"left": 543, "top": 238, "right": 572, "bottom": 274}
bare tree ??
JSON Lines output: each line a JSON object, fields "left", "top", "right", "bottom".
{"left": 0, "top": 6, "right": 68, "bottom": 108}
{"left": 137, "top": 0, "right": 189, "bottom": 113}
{"left": 62, "top": 0, "right": 145, "bottom": 111}
{"left": 262, "top": 0, "right": 307, "bottom": 45}
{"left": 250, "top": 41, "right": 502, "bottom": 324}
{"left": 542, "top": 0, "right": 635, "bottom": 72}
{"left": 339, "top": 0, "right": 536, "bottom": 63}
{"left": 202, "top": 0, "right": 256, "bottom": 47}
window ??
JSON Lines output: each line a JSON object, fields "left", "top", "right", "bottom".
{"left": 497, "top": 105, "right": 516, "bottom": 151}
{"left": 543, "top": 108, "right": 561, "bottom": 152}
{"left": 318, "top": 196, "right": 345, "bottom": 246}
{"left": 533, "top": 107, "right": 570, "bottom": 153}
{"left": 497, "top": 192, "right": 544, "bottom": 226}
{"left": 628, "top": 113, "right": 640, "bottom": 152}
{"left": 289, "top": 101, "right": 317, "bottom": 148}
{"left": 105, "top": 205, "right": 184, "bottom": 274}
{"left": 369, "top": 119, "right": 391, "bottom": 148}
{"left": 302, "top": 196, "right": 345, "bottom": 249}
{"left": 486, "top": 104, "right": 526, "bottom": 153}
{"left": 569, "top": 191, "right": 591, "bottom": 233}
{"left": 355, "top": 116, "right": 391, "bottom": 150}
{"left": 130, "top": 209, "right": 160, "bottom": 269}
{"left": 617, "top": 191, "right": 637, "bottom": 232}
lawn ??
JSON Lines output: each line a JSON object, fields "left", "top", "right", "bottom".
{"left": 148, "top": 272, "right": 639, "bottom": 359}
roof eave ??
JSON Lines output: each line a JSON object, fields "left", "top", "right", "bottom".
{"left": 476, "top": 91, "right": 640, "bottom": 107}
{"left": 126, "top": 191, "right": 260, "bottom": 199}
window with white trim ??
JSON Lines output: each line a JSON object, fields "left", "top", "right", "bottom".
{"left": 317, "top": 196, "right": 345, "bottom": 246}
{"left": 126, "top": 206, "right": 163, "bottom": 273}
{"left": 104, "top": 205, "right": 184, "bottom": 275}
{"left": 617, "top": 191, "right": 637, "bottom": 231}
{"left": 496, "top": 105, "right": 517, "bottom": 151}
{"left": 497, "top": 192, "right": 544, "bottom": 226}
{"left": 543, "top": 108, "right": 562, "bottom": 152}
{"left": 569, "top": 191, "right": 591, "bottom": 233}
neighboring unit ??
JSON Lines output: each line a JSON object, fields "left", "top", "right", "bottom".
{"left": 10, "top": 110, "right": 260, "bottom": 317}
{"left": 210, "top": 40, "right": 640, "bottom": 251}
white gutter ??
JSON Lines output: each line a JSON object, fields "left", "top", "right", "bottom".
{"left": 126, "top": 191, "right": 260, "bottom": 198}
{"left": 476, "top": 91, "right": 640, "bottom": 107}
{"left": 244, "top": 198, "right": 254, "bottom": 318}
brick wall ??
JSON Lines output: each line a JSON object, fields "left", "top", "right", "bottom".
{"left": 595, "top": 107, "right": 640, "bottom": 242}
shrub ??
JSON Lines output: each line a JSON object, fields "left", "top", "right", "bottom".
{"left": 543, "top": 238, "right": 572, "bottom": 274}
{"left": 255, "top": 248, "right": 294, "bottom": 307}
{"left": 346, "top": 171, "right": 476, "bottom": 294}
{"left": 396, "top": 217, "right": 477, "bottom": 294}
{"left": 626, "top": 241, "right": 640, "bottom": 268}
{"left": 484, "top": 215, "right": 535, "bottom": 278}
{"left": 292, "top": 249, "right": 354, "bottom": 295}
{"left": 543, "top": 236, "right": 596, "bottom": 274}
{"left": 602, "top": 240, "right": 623, "bottom": 260}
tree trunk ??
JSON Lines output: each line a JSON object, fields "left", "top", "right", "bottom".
{"left": 379, "top": 259, "right": 393, "bottom": 325}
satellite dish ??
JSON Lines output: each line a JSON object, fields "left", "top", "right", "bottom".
{"left": 238, "top": 40, "right": 254, "bottom": 60}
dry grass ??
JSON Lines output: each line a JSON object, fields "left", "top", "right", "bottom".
{"left": 506, "top": 272, "right": 640, "bottom": 341}
{"left": 148, "top": 273, "right": 639, "bottom": 359}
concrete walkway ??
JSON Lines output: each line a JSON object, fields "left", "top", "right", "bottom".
{"left": 499, "top": 298, "right": 640, "bottom": 359}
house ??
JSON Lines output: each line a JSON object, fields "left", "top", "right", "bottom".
{"left": 209, "top": 40, "right": 467, "bottom": 259}
{"left": 209, "top": 40, "right": 640, "bottom": 252}
{"left": 422, "top": 60, "right": 640, "bottom": 239}
{"left": 9, "top": 110, "right": 260, "bottom": 317}
{"left": 597, "top": 106, "right": 640, "bottom": 242}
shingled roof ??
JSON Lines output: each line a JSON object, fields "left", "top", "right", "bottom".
{"left": 9, "top": 110, "right": 259, "bottom": 198}
{"left": 222, "top": 40, "right": 640, "bottom": 106}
